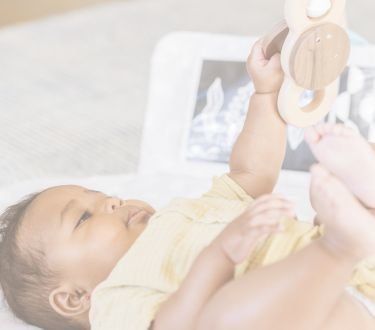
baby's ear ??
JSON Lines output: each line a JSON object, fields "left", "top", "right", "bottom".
{"left": 49, "top": 285, "right": 91, "bottom": 318}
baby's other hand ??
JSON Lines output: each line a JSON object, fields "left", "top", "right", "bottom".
{"left": 247, "top": 39, "right": 284, "bottom": 94}
{"left": 218, "top": 194, "right": 295, "bottom": 264}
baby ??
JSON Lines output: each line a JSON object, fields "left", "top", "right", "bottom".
{"left": 1, "top": 40, "right": 375, "bottom": 330}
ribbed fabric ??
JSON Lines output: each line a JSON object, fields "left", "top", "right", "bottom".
{"left": 89, "top": 174, "right": 375, "bottom": 329}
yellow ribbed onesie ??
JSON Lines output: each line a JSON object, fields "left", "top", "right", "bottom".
{"left": 89, "top": 174, "right": 375, "bottom": 330}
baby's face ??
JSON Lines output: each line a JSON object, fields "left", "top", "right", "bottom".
{"left": 21, "top": 185, "right": 155, "bottom": 292}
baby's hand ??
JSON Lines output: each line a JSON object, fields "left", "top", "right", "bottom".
{"left": 217, "top": 194, "right": 295, "bottom": 264}
{"left": 247, "top": 39, "right": 284, "bottom": 94}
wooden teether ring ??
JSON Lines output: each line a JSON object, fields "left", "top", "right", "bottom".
{"left": 262, "top": 0, "right": 350, "bottom": 127}
{"left": 278, "top": 80, "right": 339, "bottom": 127}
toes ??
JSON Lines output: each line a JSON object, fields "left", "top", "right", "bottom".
{"left": 319, "top": 123, "right": 355, "bottom": 137}
{"left": 304, "top": 126, "right": 321, "bottom": 145}
{"left": 305, "top": 123, "right": 336, "bottom": 145}
{"left": 305, "top": 123, "right": 358, "bottom": 156}
{"left": 320, "top": 123, "right": 335, "bottom": 135}
{"left": 308, "top": 123, "right": 354, "bottom": 139}
{"left": 330, "top": 124, "right": 356, "bottom": 137}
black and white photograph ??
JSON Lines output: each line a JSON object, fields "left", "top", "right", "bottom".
{"left": 187, "top": 60, "right": 375, "bottom": 172}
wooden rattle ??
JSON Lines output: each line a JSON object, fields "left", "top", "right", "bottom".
{"left": 263, "top": 0, "right": 350, "bottom": 127}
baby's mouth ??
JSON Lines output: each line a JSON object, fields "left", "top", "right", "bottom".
{"left": 126, "top": 208, "right": 150, "bottom": 226}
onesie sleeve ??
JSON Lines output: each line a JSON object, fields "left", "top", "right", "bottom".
{"left": 90, "top": 286, "right": 167, "bottom": 330}
{"left": 159, "top": 174, "right": 254, "bottom": 225}
{"left": 202, "top": 174, "right": 253, "bottom": 203}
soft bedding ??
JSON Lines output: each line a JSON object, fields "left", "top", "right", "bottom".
{"left": 1, "top": 2, "right": 375, "bottom": 329}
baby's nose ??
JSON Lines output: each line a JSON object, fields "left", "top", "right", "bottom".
{"left": 104, "top": 197, "right": 122, "bottom": 213}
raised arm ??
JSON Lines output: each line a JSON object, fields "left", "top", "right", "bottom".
{"left": 229, "top": 40, "right": 287, "bottom": 198}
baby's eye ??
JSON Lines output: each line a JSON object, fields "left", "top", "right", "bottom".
{"left": 76, "top": 211, "right": 92, "bottom": 228}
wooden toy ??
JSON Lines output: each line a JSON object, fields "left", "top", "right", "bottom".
{"left": 263, "top": 0, "right": 350, "bottom": 127}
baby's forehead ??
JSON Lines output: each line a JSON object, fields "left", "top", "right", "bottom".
{"left": 25, "top": 185, "right": 88, "bottom": 219}
{"left": 44, "top": 184, "right": 87, "bottom": 194}
{"left": 36, "top": 185, "right": 86, "bottom": 202}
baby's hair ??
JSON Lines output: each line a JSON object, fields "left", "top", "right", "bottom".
{"left": 0, "top": 192, "right": 85, "bottom": 330}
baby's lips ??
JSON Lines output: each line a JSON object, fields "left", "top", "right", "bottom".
{"left": 126, "top": 207, "right": 142, "bottom": 223}
{"left": 129, "top": 210, "right": 151, "bottom": 226}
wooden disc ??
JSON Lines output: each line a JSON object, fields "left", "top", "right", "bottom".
{"left": 290, "top": 23, "right": 350, "bottom": 90}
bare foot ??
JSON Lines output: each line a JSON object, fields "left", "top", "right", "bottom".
{"left": 310, "top": 164, "right": 375, "bottom": 261}
{"left": 305, "top": 123, "right": 375, "bottom": 209}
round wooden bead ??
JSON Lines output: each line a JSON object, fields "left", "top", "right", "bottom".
{"left": 307, "top": 0, "right": 332, "bottom": 18}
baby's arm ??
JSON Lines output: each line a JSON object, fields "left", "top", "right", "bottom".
{"left": 151, "top": 195, "right": 293, "bottom": 330}
{"left": 229, "top": 40, "right": 287, "bottom": 198}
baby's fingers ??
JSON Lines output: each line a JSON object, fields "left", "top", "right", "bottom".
{"left": 247, "top": 222, "right": 284, "bottom": 235}
{"left": 251, "top": 207, "right": 295, "bottom": 222}
{"left": 250, "top": 39, "right": 266, "bottom": 61}
{"left": 249, "top": 196, "right": 295, "bottom": 218}
{"left": 251, "top": 193, "right": 292, "bottom": 207}
{"left": 247, "top": 39, "right": 268, "bottom": 70}
{"left": 267, "top": 53, "right": 282, "bottom": 70}
{"left": 228, "top": 225, "right": 282, "bottom": 264}
{"left": 246, "top": 208, "right": 293, "bottom": 228}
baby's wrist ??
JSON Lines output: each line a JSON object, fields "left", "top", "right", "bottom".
{"left": 253, "top": 81, "right": 282, "bottom": 95}
{"left": 210, "top": 238, "right": 237, "bottom": 267}
{"left": 254, "top": 90, "right": 278, "bottom": 96}
{"left": 253, "top": 91, "right": 279, "bottom": 100}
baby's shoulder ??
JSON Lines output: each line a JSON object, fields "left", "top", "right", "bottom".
{"left": 155, "top": 195, "right": 250, "bottom": 225}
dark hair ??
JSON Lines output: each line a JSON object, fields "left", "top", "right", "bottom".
{"left": 0, "top": 192, "right": 86, "bottom": 330}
